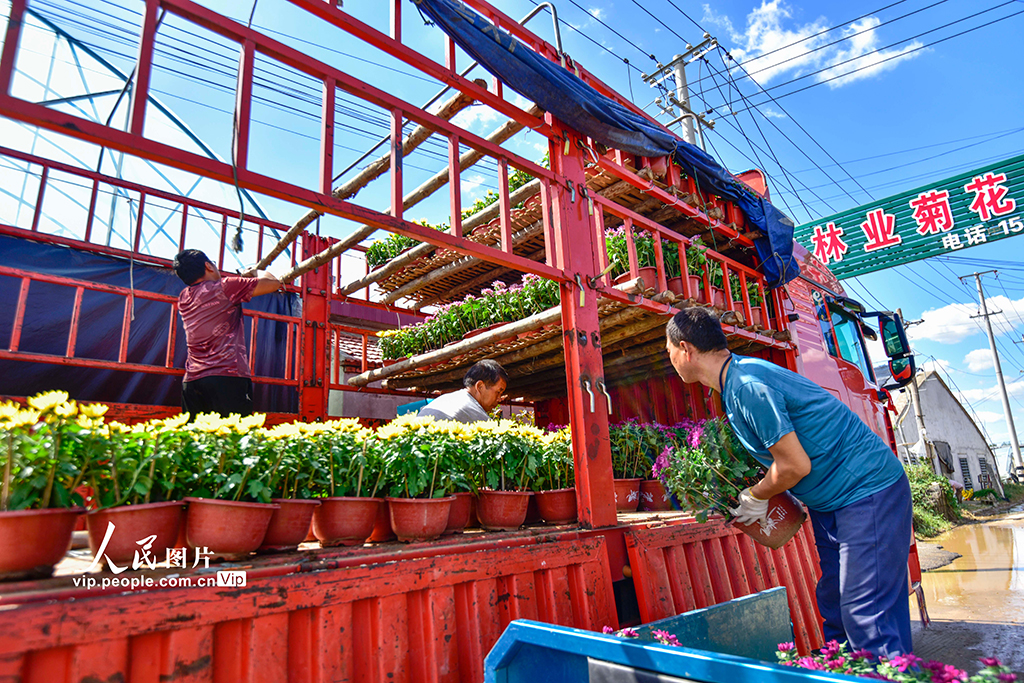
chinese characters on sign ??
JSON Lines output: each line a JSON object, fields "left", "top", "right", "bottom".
{"left": 795, "top": 155, "right": 1023, "bottom": 279}
{"left": 86, "top": 521, "right": 214, "bottom": 574}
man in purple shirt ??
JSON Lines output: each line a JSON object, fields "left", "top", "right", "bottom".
{"left": 172, "top": 250, "right": 280, "bottom": 417}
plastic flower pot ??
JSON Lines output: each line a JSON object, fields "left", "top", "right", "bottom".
{"left": 258, "top": 499, "right": 320, "bottom": 553}
{"left": 476, "top": 490, "right": 531, "bottom": 531}
{"left": 731, "top": 491, "right": 807, "bottom": 550}
{"left": 369, "top": 499, "right": 396, "bottom": 542}
{"left": 443, "top": 492, "right": 474, "bottom": 535}
{"left": 312, "top": 497, "right": 380, "bottom": 547}
{"left": 0, "top": 507, "right": 84, "bottom": 581}
{"left": 183, "top": 497, "right": 279, "bottom": 561}
{"left": 534, "top": 487, "right": 578, "bottom": 525}
{"left": 386, "top": 496, "right": 454, "bottom": 542}
{"left": 86, "top": 501, "right": 184, "bottom": 565}
{"left": 613, "top": 478, "right": 643, "bottom": 512}
{"left": 640, "top": 480, "right": 674, "bottom": 512}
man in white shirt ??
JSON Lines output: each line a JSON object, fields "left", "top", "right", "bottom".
{"left": 418, "top": 360, "right": 508, "bottom": 423}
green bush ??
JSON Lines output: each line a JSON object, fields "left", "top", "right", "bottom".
{"left": 1003, "top": 480, "right": 1024, "bottom": 503}
{"left": 905, "top": 463, "right": 960, "bottom": 537}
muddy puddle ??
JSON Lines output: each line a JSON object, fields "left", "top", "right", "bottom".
{"left": 922, "top": 506, "right": 1024, "bottom": 621}
{"left": 913, "top": 506, "right": 1024, "bottom": 672}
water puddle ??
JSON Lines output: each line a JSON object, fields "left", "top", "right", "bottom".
{"left": 922, "top": 509, "right": 1024, "bottom": 621}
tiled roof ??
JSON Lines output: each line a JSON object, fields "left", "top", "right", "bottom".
{"left": 335, "top": 332, "right": 382, "bottom": 367}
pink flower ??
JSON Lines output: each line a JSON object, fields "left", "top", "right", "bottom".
{"left": 651, "top": 630, "right": 681, "bottom": 647}
{"left": 851, "top": 649, "right": 874, "bottom": 660}
{"left": 619, "top": 628, "right": 639, "bottom": 638}
{"left": 652, "top": 446, "right": 671, "bottom": 481}
{"left": 997, "top": 675, "right": 1016, "bottom": 683}
{"left": 980, "top": 658, "right": 1003, "bottom": 668}
{"left": 602, "top": 626, "right": 615, "bottom": 634}
{"left": 777, "top": 642, "right": 796, "bottom": 652}
{"left": 795, "top": 657, "right": 824, "bottom": 670}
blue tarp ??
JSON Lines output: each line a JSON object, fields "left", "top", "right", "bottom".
{"left": 412, "top": 0, "right": 800, "bottom": 287}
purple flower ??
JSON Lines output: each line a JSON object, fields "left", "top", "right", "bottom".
{"left": 777, "top": 642, "right": 796, "bottom": 652}
{"left": 652, "top": 446, "right": 671, "bottom": 481}
{"left": 981, "top": 658, "right": 1003, "bottom": 668}
{"left": 602, "top": 626, "right": 615, "bottom": 634}
{"left": 851, "top": 649, "right": 874, "bottom": 660}
{"left": 619, "top": 627, "right": 639, "bottom": 638}
{"left": 997, "top": 675, "right": 1016, "bottom": 683}
{"left": 795, "top": 657, "right": 825, "bottom": 671}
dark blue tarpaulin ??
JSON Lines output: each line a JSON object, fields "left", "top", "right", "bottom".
{"left": 0, "top": 234, "right": 298, "bottom": 412}
{"left": 412, "top": 0, "right": 800, "bottom": 287}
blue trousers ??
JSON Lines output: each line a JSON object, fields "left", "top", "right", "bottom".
{"left": 808, "top": 475, "right": 913, "bottom": 658}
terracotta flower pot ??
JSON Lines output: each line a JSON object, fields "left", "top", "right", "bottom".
{"left": 86, "top": 501, "right": 184, "bottom": 566}
{"left": 710, "top": 287, "right": 726, "bottom": 309}
{"left": 534, "top": 487, "right": 578, "bottom": 525}
{"left": 686, "top": 275, "right": 708, "bottom": 303}
{"left": 387, "top": 497, "right": 454, "bottom": 542}
{"left": 312, "top": 497, "right": 380, "bottom": 547}
{"left": 443, "top": 492, "right": 474, "bottom": 535}
{"left": 0, "top": 507, "right": 83, "bottom": 581}
{"left": 369, "top": 499, "right": 396, "bottom": 542}
{"left": 640, "top": 480, "right": 674, "bottom": 511}
{"left": 731, "top": 491, "right": 807, "bottom": 550}
{"left": 524, "top": 494, "right": 543, "bottom": 524}
{"left": 259, "top": 499, "right": 320, "bottom": 552}
{"left": 476, "top": 490, "right": 531, "bottom": 531}
{"left": 184, "top": 497, "right": 279, "bottom": 560}
{"left": 613, "top": 478, "right": 643, "bottom": 512}
{"left": 749, "top": 308, "right": 764, "bottom": 328}
{"left": 615, "top": 267, "right": 659, "bottom": 291}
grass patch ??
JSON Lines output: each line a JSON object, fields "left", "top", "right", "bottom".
{"left": 906, "top": 463, "right": 960, "bottom": 538}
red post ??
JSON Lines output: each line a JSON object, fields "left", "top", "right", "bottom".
{"left": 390, "top": 0, "right": 401, "bottom": 43}
{"left": 234, "top": 40, "right": 255, "bottom": 173}
{"left": 128, "top": 0, "right": 160, "bottom": 136}
{"left": 550, "top": 120, "right": 616, "bottom": 529}
{"left": 299, "top": 233, "right": 331, "bottom": 421}
{"left": 0, "top": 0, "right": 26, "bottom": 96}
{"left": 448, "top": 134, "right": 462, "bottom": 238}
{"left": 497, "top": 157, "right": 512, "bottom": 253}
{"left": 320, "top": 77, "right": 335, "bottom": 195}
{"left": 390, "top": 108, "right": 403, "bottom": 222}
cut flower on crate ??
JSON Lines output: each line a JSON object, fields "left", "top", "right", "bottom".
{"left": 777, "top": 640, "right": 1017, "bottom": 683}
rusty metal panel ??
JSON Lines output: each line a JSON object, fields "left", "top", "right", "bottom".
{"left": 626, "top": 518, "right": 824, "bottom": 655}
{"left": 0, "top": 535, "right": 614, "bottom": 683}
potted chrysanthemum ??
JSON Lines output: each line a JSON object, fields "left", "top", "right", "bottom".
{"left": 531, "top": 427, "right": 577, "bottom": 525}
{"left": 0, "top": 391, "right": 102, "bottom": 580}
{"left": 470, "top": 420, "right": 541, "bottom": 531}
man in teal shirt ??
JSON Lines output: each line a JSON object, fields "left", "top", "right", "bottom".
{"left": 665, "top": 307, "right": 913, "bottom": 658}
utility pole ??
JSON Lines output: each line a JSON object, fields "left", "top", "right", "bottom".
{"left": 642, "top": 35, "right": 717, "bottom": 148}
{"left": 899, "top": 308, "right": 933, "bottom": 470}
{"left": 961, "top": 271, "right": 1023, "bottom": 473}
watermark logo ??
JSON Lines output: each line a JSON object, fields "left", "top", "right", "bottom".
{"left": 75, "top": 521, "right": 246, "bottom": 591}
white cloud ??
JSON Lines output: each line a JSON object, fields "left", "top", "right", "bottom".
{"left": 587, "top": 7, "right": 606, "bottom": 21}
{"left": 957, "top": 379, "right": 1024, "bottom": 404}
{"left": 461, "top": 173, "right": 487, "bottom": 197}
{"left": 710, "top": 1, "right": 925, "bottom": 90}
{"left": 972, "top": 410, "right": 1005, "bottom": 424}
{"left": 920, "top": 357, "right": 950, "bottom": 375}
{"left": 964, "top": 348, "right": 994, "bottom": 373}
{"left": 450, "top": 104, "right": 499, "bottom": 131}
{"left": 910, "top": 294, "right": 1024, "bottom": 344}
{"left": 762, "top": 107, "right": 786, "bottom": 119}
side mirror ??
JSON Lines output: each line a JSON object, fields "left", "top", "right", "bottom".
{"left": 884, "top": 355, "right": 916, "bottom": 391}
{"left": 879, "top": 314, "right": 911, "bottom": 358}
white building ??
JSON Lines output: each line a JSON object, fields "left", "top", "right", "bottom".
{"left": 892, "top": 371, "right": 1004, "bottom": 497}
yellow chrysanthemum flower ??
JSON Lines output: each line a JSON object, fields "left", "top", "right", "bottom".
{"left": 78, "top": 403, "right": 109, "bottom": 419}
{"left": 27, "top": 390, "right": 70, "bottom": 412}
{"left": 6, "top": 409, "right": 41, "bottom": 429}
{"left": 53, "top": 400, "right": 78, "bottom": 418}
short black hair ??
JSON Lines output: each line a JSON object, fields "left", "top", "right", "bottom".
{"left": 173, "top": 249, "right": 211, "bottom": 285}
{"left": 666, "top": 307, "right": 728, "bottom": 352}
{"left": 463, "top": 359, "right": 508, "bottom": 388}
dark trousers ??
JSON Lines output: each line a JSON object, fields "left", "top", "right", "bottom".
{"left": 809, "top": 474, "right": 913, "bottom": 658}
{"left": 181, "top": 376, "right": 253, "bottom": 418}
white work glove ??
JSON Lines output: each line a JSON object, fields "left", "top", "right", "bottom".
{"left": 729, "top": 487, "right": 769, "bottom": 525}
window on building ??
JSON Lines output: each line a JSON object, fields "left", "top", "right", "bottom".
{"left": 979, "top": 458, "right": 992, "bottom": 489}
{"left": 959, "top": 457, "right": 974, "bottom": 490}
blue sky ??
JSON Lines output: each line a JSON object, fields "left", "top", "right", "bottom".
{"left": 17, "top": 0, "right": 1024, "bottom": 469}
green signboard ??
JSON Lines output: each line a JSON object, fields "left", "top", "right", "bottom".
{"left": 794, "top": 153, "right": 1024, "bottom": 279}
